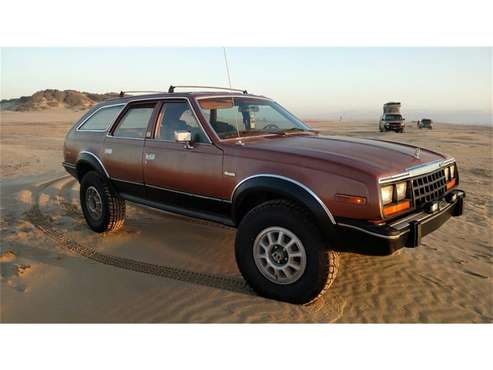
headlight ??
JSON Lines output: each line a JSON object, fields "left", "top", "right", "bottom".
{"left": 395, "top": 182, "right": 407, "bottom": 201}
{"left": 444, "top": 167, "right": 450, "bottom": 181}
{"left": 381, "top": 185, "right": 394, "bottom": 205}
{"left": 449, "top": 165, "right": 455, "bottom": 179}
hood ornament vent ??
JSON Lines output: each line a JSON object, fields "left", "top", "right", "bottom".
{"left": 414, "top": 148, "right": 421, "bottom": 159}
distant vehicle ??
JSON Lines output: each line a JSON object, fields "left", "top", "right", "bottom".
{"left": 379, "top": 102, "right": 405, "bottom": 133}
{"left": 63, "top": 86, "right": 465, "bottom": 304}
{"left": 418, "top": 118, "right": 433, "bottom": 129}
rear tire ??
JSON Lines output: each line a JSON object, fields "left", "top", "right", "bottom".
{"left": 235, "top": 200, "right": 339, "bottom": 304}
{"left": 80, "top": 171, "right": 126, "bottom": 233}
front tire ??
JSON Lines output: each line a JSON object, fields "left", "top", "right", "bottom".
{"left": 80, "top": 171, "right": 126, "bottom": 233}
{"left": 235, "top": 200, "right": 339, "bottom": 304}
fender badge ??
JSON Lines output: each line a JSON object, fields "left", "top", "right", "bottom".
{"left": 414, "top": 148, "right": 421, "bottom": 159}
{"left": 224, "top": 171, "right": 236, "bottom": 177}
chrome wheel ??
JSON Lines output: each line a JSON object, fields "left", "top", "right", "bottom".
{"left": 85, "top": 186, "right": 102, "bottom": 220}
{"left": 253, "top": 226, "right": 307, "bottom": 285}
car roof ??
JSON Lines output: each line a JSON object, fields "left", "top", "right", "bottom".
{"left": 98, "top": 91, "right": 269, "bottom": 107}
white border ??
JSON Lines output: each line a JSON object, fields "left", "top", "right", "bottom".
{"left": 1, "top": 2, "right": 491, "bottom": 370}
{"left": 1, "top": 1, "right": 492, "bottom": 46}
{"left": 0, "top": 325, "right": 491, "bottom": 370}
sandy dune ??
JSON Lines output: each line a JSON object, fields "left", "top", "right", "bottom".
{"left": 1, "top": 109, "right": 492, "bottom": 323}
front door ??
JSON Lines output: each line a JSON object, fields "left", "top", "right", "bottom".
{"left": 143, "top": 99, "right": 226, "bottom": 219}
{"left": 103, "top": 101, "right": 159, "bottom": 198}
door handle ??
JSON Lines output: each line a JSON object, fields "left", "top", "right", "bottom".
{"left": 104, "top": 148, "right": 112, "bottom": 154}
{"left": 145, "top": 153, "right": 155, "bottom": 161}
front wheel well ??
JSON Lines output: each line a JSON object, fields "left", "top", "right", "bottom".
{"left": 234, "top": 190, "right": 314, "bottom": 227}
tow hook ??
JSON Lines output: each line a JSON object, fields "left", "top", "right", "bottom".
{"left": 425, "top": 201, "right": 440, "bottom": 214}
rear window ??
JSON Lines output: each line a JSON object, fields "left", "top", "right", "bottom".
{"left": 78, "top": 105, "right": 124, "bottom": 131}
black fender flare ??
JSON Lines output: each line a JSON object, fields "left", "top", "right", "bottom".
{"left": 76, "top": 151, "right": 109, "bottom": 181}
{"left": 231, "top": 175, "right": 337, "bottom": 242}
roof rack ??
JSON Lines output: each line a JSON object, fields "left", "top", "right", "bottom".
{"left": 168, "top": 85, "right": 248, "bottom": 94}
{"left": 119, "top": 90, "right": 164, "bottom": 97}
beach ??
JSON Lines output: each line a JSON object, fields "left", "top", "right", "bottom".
{"left": 1, "top": 109, "right": 491, "bottom": 323}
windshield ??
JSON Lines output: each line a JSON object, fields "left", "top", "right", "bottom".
{"left": 197, "top": 97, "right": 311, "bottom": 139}
{"left": 384, "top": 114, "right": 402, "bottom": 120}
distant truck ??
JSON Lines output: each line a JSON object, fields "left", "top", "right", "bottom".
{"left": 417, "top": 118, "right": 433, "bottom": 129}
{"left": 379, "top": 102, "right": 405, "bottom": 133}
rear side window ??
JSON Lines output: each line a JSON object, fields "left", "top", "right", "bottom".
{"left": 78, "top": 105, "right": 124, "bottom": 131}
{"left": 113, "top": 104, "right": 155, "bottom": 139}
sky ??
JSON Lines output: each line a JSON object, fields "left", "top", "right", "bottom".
{"left": 1, "top": 47, "right": 491, "bottom": 124}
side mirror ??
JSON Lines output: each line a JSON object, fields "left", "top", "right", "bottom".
{"left": 174, "top": 131, "right": 193, "bottom": 149}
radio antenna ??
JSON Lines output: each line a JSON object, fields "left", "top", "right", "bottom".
{"left": 223, "top": 47, "right": 240, "bottom": 138}
{"left": 223, "top": 47, "right": 232, "bottom": 88}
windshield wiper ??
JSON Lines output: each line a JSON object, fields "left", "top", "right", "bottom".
{"left": 267, "top": 128, "right": 311, "bottom": 135}
{"left": 282, "top": 127, "right": 306, "bottom": 133}
{"left": 221, "top": 128, "right": 312, "bottom": 139}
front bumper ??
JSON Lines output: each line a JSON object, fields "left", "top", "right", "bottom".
{"left": 334, "top": 189, "right": 465, "bottom": 255}
{"left": 384, "top": 122, "right": 404, "bottom": 129}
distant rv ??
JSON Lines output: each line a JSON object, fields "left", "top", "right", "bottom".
{"left": 379, "top": 102, "right": 406, "bottom": 133}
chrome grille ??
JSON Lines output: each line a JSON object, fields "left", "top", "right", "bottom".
{"left": 412, "top": 169, "right": 447, "bottom": 208}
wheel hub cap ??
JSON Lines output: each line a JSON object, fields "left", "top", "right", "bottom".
{"left": 253, "top": 226, "right": 307, "bottom": 285}
{"left": 85, "top": 186, "right": 102, "bottom": 220}
{"left": 269, "top": 245, "right": 288, "bottom": 265}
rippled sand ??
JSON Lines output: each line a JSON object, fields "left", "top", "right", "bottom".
{"left": 1, "top": 110, "right": 491, "bottom": 322}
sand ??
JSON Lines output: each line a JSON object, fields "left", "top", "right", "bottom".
{"left": 1, "top": 109, "right": 492, "bottom": 323}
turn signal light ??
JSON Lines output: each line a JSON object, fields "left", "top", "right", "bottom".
{"left": 446, "top": 178, "right": 456, "bottom": 190}
{"left": 383, "top": 200, "right": 411, "bottom": 217}
{"left": 335, "top": 194, "right": 367, "bottom": 205}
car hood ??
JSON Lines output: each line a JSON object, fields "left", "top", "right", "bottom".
{"left": 242, "top": 134, "right": 448, "bottom": 178}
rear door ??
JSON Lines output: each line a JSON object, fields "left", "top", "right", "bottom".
{"left": 103, "top": 101, "right": 159, "bottom": 198}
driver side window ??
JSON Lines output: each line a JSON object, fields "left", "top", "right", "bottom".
{"left": 156, "top": 101, "right": 209, "bottom": 143}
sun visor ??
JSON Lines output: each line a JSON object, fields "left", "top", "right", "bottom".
{"left": 199, "top": 98, "right": 234, "bottom": 110}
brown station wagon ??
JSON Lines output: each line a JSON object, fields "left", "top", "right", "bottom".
{"left": 63, "top": 86, "right": 465, "bottom": 304}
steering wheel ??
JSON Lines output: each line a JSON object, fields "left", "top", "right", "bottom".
{"left": 263, "top": 123, "right": 280, "bottom": 131}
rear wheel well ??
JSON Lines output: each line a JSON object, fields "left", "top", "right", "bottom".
{"left": 76, "top": 161, "right": 97, "bottom": 182}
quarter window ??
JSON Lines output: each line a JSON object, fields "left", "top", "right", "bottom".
{"left": 113, "top": 104, "right": 155, "bottom": 139}
{"left": 78, "top": 105, "right": 123, "bottom": 131}
{"left": 156, "top": 101, "right": 208, "bottom": 143}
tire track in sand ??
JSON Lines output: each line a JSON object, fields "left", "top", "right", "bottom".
{"left": 26, "top": 176, "right": 254, "bottom": 297}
